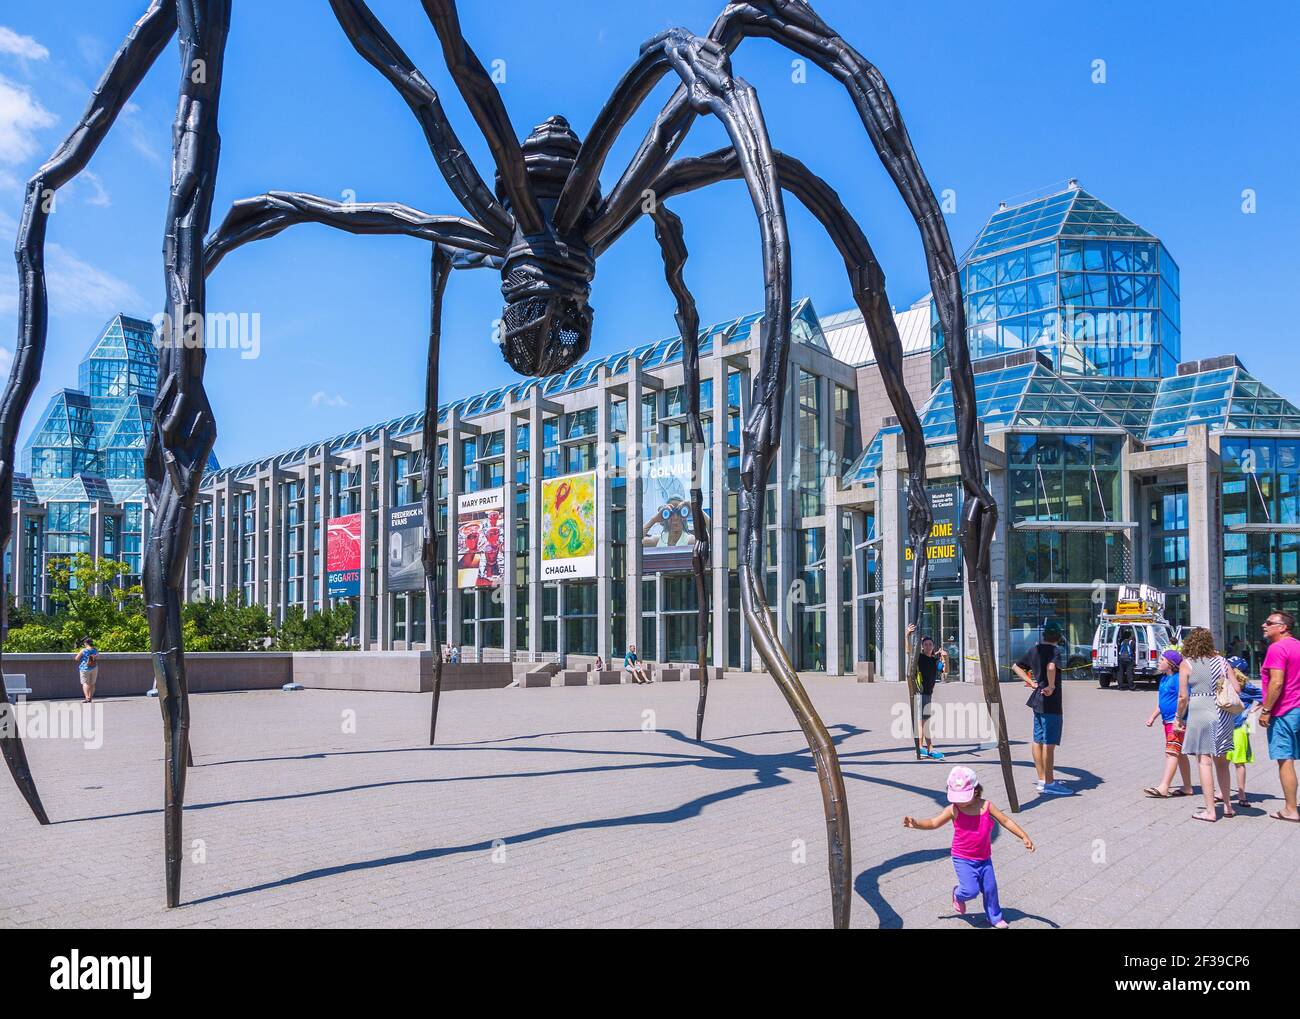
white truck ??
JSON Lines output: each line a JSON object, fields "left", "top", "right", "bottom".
{"left": 1090, "top": 584, "right": 1176, "bottom": 689}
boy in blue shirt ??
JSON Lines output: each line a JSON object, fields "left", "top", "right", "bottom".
{"left": 1144, "top": 649, "right": 1193, "bottom": 798}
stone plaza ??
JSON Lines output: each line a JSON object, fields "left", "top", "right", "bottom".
{"left": 1, "top": 677, "right": 1295, "bottom": 929}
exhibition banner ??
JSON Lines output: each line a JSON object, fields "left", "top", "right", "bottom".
{"left": 904, "top": 484, "right": 962, "bottom": 583}
{"left": 541, "top": 472, "right": 596, "bottom": 580}
{"left": 326, "top": 513, "right": 361, "bottom": 597}
{"left": 386, "top": 504, "right": 425, "bottom": 593}
{"left": 641, "top": 450, "right": 710, "bottom": 573}
{"left": 456, "top": 487, "right": 506, "bottom": 588}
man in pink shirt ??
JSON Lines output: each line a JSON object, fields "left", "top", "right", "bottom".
{"left": 1259, "top": 609, "right": 1300, "bottom": 821}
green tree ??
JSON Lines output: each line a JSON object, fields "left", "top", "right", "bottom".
{"left": 183, "top": 594, "right": 272, "bottom": 651}
{"left": 46, "top": 552, "right": 143, "bottom": 639}
{"left": 273, "top": 602, "right": 355, "bottom": 651}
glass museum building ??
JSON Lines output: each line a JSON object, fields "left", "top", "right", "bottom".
{"left": 9, "top": 183, "right": 1298, "bottom": 681}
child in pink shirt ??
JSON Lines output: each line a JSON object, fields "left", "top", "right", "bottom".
{"left": 904, "top": 766, "right": 1035, "bottom": 927}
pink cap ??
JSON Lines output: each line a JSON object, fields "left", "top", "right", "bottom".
{"left": 946, "top": 766, "right": 978, "bottom": 804}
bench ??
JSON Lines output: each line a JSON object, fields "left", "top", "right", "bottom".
{"left": 3, "top": 672, "right": 31, "bottom": 703}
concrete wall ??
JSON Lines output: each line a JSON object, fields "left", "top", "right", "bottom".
{"left": 4, "top": 652, "right": 293, "bottom": 700}
{"left": 854, "top": 350, "right": 933, "bottom": 452}
{"left": 3, "top": 652, "right": 527, "bottom": 700}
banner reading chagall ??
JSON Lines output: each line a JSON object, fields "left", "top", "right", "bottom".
{"left": 456, "top": 487, "right": 506, "bottom": 588}
{"left": 541, "top": 471, "right": 596, "bottom": 580}
{"left": 386, "top": 504, "right": 425, "bottom": 593}
{"left": 325, "top": 513, "right": 361, "bottom": 597}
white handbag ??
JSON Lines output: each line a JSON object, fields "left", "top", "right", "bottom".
{"left": 1214, "top": 657, "right": 1245, "bottom": 715}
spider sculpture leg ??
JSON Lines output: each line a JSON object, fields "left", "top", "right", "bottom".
{"left": 205, "top": 192, "right": 503, "bottom": 274}
{"left": 143, "top": 0, "right": 230, "bottom": 908}
{"left": 589, "top": 0, "right": 1017, "bottom": 809}
{"left": 608, "top": 147, "right": 936, "bottom": 758}
{"left": 648, "top": 206, "right": 712, "bottom": 741}
{"left": 203, "top": 196, "right": 504, "bottom": 751}
{"left": 328, "top": 0, "right": 514, "bottom": 241}
{"left": 424, "top": 248, "right": 453, "bottom": 744}
{"left": 707, "top": 0, "right": 1017, "bottom": 809}
{"left": 579, "top": 28, "right": 851, "bottom": 928}
{"left": 0, "top": 0, "right": 178, "bottom": 827}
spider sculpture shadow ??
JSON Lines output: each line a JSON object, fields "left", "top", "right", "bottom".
{"left": 0, "top": 0, "right": 1018, "bottom": 929}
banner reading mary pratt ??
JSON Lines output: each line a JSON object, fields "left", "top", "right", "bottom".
{"left": 456, "top": 488, "right": 506, "bottom": 588}
{"left": 541, "top": 472, "right": 596, "bottom": 579}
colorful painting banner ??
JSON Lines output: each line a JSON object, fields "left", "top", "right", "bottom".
{"left": 541, "top": 472, "right": 596, "bottom": 580}
{"left": 456, "top": 488, "right": 506, "bottom": 588}
{"left": 326, "top": 513, "right": 361, "bottom": 597}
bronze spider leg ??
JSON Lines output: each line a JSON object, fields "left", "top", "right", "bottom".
{"left": 142, "top": 0, "right": 230, "bottom": 909}
{"left": 577, "top": 27, "right": 851, "bottom": 928}
{"left": 423, "top": 247, "right": 453, "bottom": 745}
{"left": 204, "top": 200, "right": 507, "bottom": 750}
{"left": 327, "top": 0, "right": 515, "bottom": 241}
{"left": 0, "top": 0, "right": 179, "bottom": 827}
{"left": 647, "top": 206, "right": 712, "bottom": 741}
{"left": 591, "top": 0, "right": 1017, "bottom": 808}
{"left": 603, "top": 146, "right": 937, "bottom": 759}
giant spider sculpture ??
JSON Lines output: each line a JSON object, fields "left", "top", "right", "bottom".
{"left": 0, "top": 0, "right": 1018, "bottom": 929}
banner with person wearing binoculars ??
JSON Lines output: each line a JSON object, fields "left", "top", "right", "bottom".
{"left": 641, "top": 451, "right": 711, "bottom": 574}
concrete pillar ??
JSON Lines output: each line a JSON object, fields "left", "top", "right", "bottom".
{"left": 376, "top": 430, "right": 392, "bottom": 649}
{"left": 850, "top": 508, "right": 866, "bottom": 667}
{"left": 502, "top": 411, "right": 518, "bottom": 658}
{"left": 596, "top": 370, "right": 612, "bottom": 664}
{"left": 710, "top": 354, "right": 728, "bottom": 668}
{"left": 773, "top": 357, "right": 796, "bottom": 663}
{"left": 1185, "top": 425, "right": 1223, "bottom": 642}
{"left": 527, "top": 398, "right": 543, "bottom": 658}
{"left": 445, "top": 410, "right": 463, "bottom": 652}
{"left": 625, "top": 364, "right": 644, "bottom": 658}
{"left": 879, "top": 430, "right": 908, "bottom": 683}
{"left": 267, "top": 468, "right": 282, "bottom": 626}
{"left": 965, "top": 432, "right": 1008, "bottom": 682}
{"left": 824, "top": 479, "right": 843, "bottom": 676}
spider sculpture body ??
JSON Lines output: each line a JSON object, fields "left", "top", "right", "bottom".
{"left": 0, "top": 0, "right": 1018, "bottom": 929}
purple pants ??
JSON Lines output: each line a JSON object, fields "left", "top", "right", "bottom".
{"left": 952, "top": 856, "right": 1003, "bottom": 926}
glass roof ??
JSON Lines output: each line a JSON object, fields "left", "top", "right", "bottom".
{"left": 204, "top": 299, "right": 826, "bottom": 485}
{"left": 1145, "top": 364, "right": 1300, "bottom": 442}
{"left": 844, "top": 354, "right": 1300, "bottom": 486}
{"left": 965, "top": 186, "right": 1154, "bottom": 261}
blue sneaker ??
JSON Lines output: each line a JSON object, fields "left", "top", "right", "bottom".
{"left": 1041, "top": 781, "right": 1074, "bottom": 796}
{"left": 918, "top": 748, "right": 932, "bottom": 759}
{"left": 928, "top": 749, "right": 945, "bottom": 761}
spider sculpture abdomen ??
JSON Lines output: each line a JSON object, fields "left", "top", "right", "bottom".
{"left": 498, "top": 116, "right": 596, "bottom": 377}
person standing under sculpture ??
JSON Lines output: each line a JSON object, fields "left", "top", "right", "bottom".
{"left": 75, "top": 637, "right": 99, "bottom": 704}
{"left": 907, "top": 622, "right": 948, "bottom": 760}
{"left": 1258, "top": 609, "right": 1300, "bottom": 822}
{"left": 1014, "top": 622, "right": 1072, "bottom": 796}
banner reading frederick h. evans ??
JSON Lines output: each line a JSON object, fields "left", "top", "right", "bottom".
{"left": 386, "top": 504, "right": 425, "bottom": 593}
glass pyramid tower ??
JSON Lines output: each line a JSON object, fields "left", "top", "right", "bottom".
{"left": 22, "top": 314, "right": 159, "bottom": 487}
{"left": 17, "top": 313, "right": 217, "bottom": 497}
{"left": 932, "top": 181, "right": 1181, "bottom": 385}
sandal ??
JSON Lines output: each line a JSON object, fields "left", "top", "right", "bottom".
{"left": 1268, "top": 811, "right": 1300, "bottom": 823}
{"left": 1143, "top": 787, "right": 1170, "bottom": 798}
{"left": 1191, "top": 810, "right": 1217, "bottom": 822}
{"left": 1171, "top": 789, "right": 1194, "bottom": 797}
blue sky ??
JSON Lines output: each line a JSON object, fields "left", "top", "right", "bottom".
{"left": 0, "top": 1, "right": 1295, "bottom": 468}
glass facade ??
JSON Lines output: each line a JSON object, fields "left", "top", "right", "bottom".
{"left": 932, "top": 185, "right": 1180, "bottom": 387}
